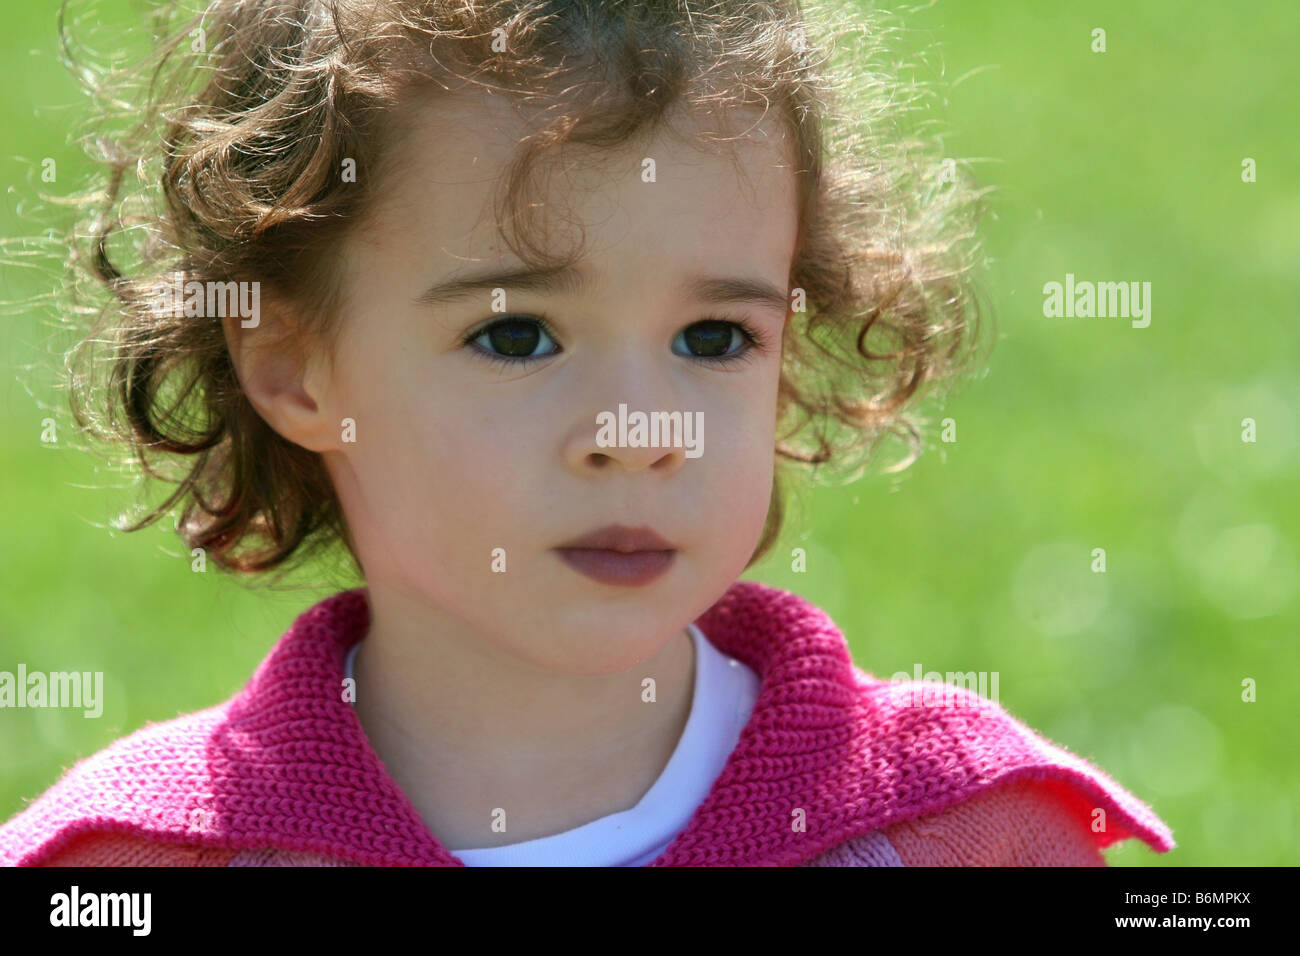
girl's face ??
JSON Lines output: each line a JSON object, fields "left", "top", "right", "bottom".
{"left": 300, "top": 91, "right": 798, "bottom": 676}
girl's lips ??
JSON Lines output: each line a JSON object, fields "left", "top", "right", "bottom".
{"left": 555, "top": 524, "right": 674, "bottom": 551}
{"left": 553, "top": 548, "right": 676, "bottom": 587}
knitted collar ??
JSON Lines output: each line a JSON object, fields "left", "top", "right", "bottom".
{"left": 1, "top": 581, "right": 1173, "bottom": 866}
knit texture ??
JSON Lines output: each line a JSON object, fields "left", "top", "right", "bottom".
{"left": 874, "top": 775, "right": 1110, "bottom": 865}
{"left": 803, "top": 828, "right": 904, "bottom": 866}
{"left": 0, "top": 580, "right": 1175, "bottom": 866}
{"left": 26, "top": 780, "right": 1111, "bottom": 866}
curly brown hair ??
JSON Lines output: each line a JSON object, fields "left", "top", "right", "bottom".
{"left": 53, "top": 0, "right": 991, "bottom": 587}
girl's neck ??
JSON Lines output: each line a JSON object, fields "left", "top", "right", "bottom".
{"left": 351, "top": 583, "right": 697, "bottom": 850}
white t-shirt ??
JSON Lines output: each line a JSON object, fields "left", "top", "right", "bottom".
{"left": 343, "top": 621, "right": 760, "bottom": 866}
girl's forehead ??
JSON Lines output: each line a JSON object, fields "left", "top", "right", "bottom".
{"left": 359, "top": 91, "right": 798, "bottom": 267}
{"left": 382, "top": 88, "right": 791, "bottom": 191}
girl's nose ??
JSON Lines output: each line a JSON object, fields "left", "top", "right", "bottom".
{"left": 564, "top": 416, "right": 689, "bottom": 476}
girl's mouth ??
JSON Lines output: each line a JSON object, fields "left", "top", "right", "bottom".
{"left": 553, "top": 548, "right": 676, "bottom": 587}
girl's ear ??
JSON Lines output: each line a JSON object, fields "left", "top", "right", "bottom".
{"left": 222, "top": 303, "right": 338, "bottom": 453}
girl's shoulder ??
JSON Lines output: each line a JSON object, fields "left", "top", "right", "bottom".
{"left": 803, "top": 776, "right": 1106, "bottom": 866}
{"left": 0, "top": 699, "right": 364, "bottom": 868}
{"left": 880, "top": 775, "right": 1108, "bottom": 866}
{"left": 836, "top": 673, "right": 1173, "bottom": 864}
{"left": 704, "top": 581, "right": 1174, "bottom": 858}
{"left": 29, "top": 831, "right": 355, "bottom": 867}
{"left": 0, "top": 702, "right": 233, "bottom": 867}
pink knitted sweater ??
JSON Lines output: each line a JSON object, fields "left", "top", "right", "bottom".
{"left": 0, "top": 580, "right": 1174, "bottom": 866}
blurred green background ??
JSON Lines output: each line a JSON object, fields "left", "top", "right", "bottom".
{"left": 2, "top": 1, "right": 1297, "bottom": 865}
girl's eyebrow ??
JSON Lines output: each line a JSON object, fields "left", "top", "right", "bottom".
{"left": 415, "top": 264, "right": 788, "bottom": 315}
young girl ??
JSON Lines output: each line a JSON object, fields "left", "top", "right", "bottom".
{"left": 2, "top": 0, "right": 1173, "bottom": 866}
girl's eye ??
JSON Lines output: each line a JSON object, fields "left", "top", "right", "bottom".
{"left": 460, "top": 314, "right": 771, "bottom": 370}
{"left": 462, "top": 315, "right": 561, "bottom": 368}
{"left": 673, "top": 319, "right": 769, "bottom": 368}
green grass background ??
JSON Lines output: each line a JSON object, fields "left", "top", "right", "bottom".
{"left": 2, "top": 1, "right": 1297, "bottom": 865}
